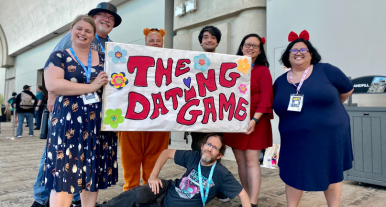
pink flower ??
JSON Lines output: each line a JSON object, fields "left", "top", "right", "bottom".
{"left": 239, "top": 84, "right": 247, "bottom": 94}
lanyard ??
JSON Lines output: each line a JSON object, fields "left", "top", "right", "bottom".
{"left": 251, "top": 63, "right": 255, "bottom": 68}
{"left": 70, "top": 47, "right": 92, "bottom": 83}
{"left": 95, "top": 35, "right": 110, "bottom": 52}
{"left": 198, "top": 161, "right": 217, "bottom": 206}
{"left": 289, "top": 65, "right": 310, "bottom": 94}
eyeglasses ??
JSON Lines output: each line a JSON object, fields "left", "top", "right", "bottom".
{"left": 97, "top": 13, "right": 115, "bottom": 22}
{"left": 244, "top": 43, "right": 260, "bottom": 49}
{"left": 289, "top": 48, "right": 309, "bottom": 55}
{"left": 204, "top": 142, "right": 219, "bottom": 151}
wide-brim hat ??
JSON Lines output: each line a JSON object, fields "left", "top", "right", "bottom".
{"left": 88, "top": 2, "right": 122, "bottom": 27}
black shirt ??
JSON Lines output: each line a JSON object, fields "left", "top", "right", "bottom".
{"left": 164, "top": 150, "right": 243, "bottom": 207}
{"left": 15, "top": 90, "right": 37, "bottom": 113}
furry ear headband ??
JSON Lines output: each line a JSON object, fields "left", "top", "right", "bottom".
{"left": 143, "top": 28, "right": 166, "bottom": 42}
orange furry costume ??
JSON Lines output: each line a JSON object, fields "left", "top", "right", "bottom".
{"left": 118, "top": 28, "right": 169, "bottom": 191}
{"left": 118, "top": 131, "right": 169, "bottom": 190}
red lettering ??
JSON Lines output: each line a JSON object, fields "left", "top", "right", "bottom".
{"left": 176, "top": 99, "right": 202, "bottom": 126}
{"left": 125, "top": 92, "right": 150, "bottom": 120}
{"left": 219, "top": 63, "right": 240, "bottom": 88}
{"left": 175, "top": 59, "right": 191, "bottom": 77}
{"left": 234, "top": 97, "right": 249, "bottom": 121}
{"left": 219, "top": 93, "right": 235, "bottom": 121}
{"left": 150, "top": 93, "right": 169, "bottom": 119}
{"left": 184, "top": 86, "right": 197, "bottom": 102}
{"left": 165, "top": 88, "right": 183, "bottom": 110}
{"left": 155, "top": 58, "right": 173, "bottom": 87}
{"left": 196, "top": 69, "right": 217, "bottom": 97}
{"left": 127, "top": 56, "right": 155, "bottom": 87}
{"left": 202, "top": 97, "right": 216, "bottom": 124}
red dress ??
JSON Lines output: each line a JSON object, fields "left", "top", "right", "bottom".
{"left": 224, "top": 64, "right": 273, "bottom": 150}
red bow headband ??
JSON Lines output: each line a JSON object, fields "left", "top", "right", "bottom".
{"left": 288, "top": 30, "right": 309, "bottom": 42}
{"left": 261, "top": 37, "right": 266, "bottom": 45}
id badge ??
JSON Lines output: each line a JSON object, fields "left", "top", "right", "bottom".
{"left": 82, "top": 92, "right": 100, "bottom": 105}
{"left": 287, "top": 94, "right": 304, "bottom": 112}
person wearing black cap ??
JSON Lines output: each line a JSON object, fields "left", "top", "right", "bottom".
{"left": 52, "top": 2, "right": 121, "bottom": 54}
{"left": 15, "top": 85, "right": 37, "bottom": 138}
{"left": 31, "top": 2, "right": 122, "bottom": 207}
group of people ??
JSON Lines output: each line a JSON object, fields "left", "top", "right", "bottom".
{"left": 3, "top": 85, "right": 45, "bottom": 137}
{"left": 30, "top": 2, "right": 354, "bottom": 207}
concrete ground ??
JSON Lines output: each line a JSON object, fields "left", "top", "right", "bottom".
{"left": 0, "top": 122, "right": 385, "bottom": 207}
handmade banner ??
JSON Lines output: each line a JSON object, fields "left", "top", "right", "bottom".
{"left": 101, "top": 42, "right": 251, "bottom": 132}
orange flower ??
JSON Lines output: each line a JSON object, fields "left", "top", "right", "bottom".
{"left": 237, "top": 58, "right": 251, "bottom": 74}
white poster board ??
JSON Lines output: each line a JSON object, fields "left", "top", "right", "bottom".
{"left": 101, "top": 42, "right": 251, "bottom": 132}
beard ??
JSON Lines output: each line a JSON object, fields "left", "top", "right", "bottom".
{"left": 98, "top": 21, "right": 112, "bottom": 33}
{"left": 201, "top": 150, "right": 217, "bottom": 164}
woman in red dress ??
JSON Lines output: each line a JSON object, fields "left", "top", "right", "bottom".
{"left": 224, "top": 34, "right": 273, "bottom": 207}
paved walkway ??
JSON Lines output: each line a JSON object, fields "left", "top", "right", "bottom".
{"left": 0, "top": 122, "right": 385, "bottom": 207}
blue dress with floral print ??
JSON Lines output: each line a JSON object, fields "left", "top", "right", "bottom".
{"left": 43, "top": 50, "right": 118, "bottom": 194}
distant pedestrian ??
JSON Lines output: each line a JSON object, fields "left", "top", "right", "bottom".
{"left": 4, "top": 92, "right": 18, "bottom": 127}
{"left": 15, "top": 85, "right": 37, "bottom": 138}
{"left": 0, "top": 93, "right": 4, "bottom": 112}
{"left": 34, "top": 85, "right": 45, "bottom": 130}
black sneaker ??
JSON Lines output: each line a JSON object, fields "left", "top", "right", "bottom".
{"left": 239, "top": 204, "right": 257, "bottom": 207}
{"left": 31, "top": 201, "right": 45, "bottom": 207}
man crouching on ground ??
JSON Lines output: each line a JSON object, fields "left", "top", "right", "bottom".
{"left": 98, "top": 133, "right": 251, "bottom": 207}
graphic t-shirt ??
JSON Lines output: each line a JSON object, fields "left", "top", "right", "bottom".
{"left": 8, "top": 97, "right": 16, "bottom": 112}
{"left": 163, "top": 150, "right": 243, "bottom": 207}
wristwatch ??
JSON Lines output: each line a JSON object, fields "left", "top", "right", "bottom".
{"left": 252, "top": 117, "right": 259, "bottom": 124}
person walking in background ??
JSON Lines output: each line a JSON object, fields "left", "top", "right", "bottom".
{"left": 223, "top": 34, "right": 273, "bottom": 207}
{"left": 15, "top": 85, "right": 37, "bottom": 138}
{"left": 34, "top": 85, "right": 45, "bottom": 130}
{"left": 0, "top": 93, "right": 4, "bottom": 116}
{"left": 273, "top": 30, "right": 353, "bottom": 207}
{"left": 4, "top": 92, "right": 18, "bottom": 127}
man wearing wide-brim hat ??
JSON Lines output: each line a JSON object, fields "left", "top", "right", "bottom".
{"left": 31, "top": 2, "right": 122, "bottom": 207}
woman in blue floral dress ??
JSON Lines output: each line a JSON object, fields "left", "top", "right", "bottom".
{"left": 43, "top": 15, "right": 117, "bottom": 207}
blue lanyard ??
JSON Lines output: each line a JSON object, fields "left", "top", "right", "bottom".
{"left": 198, "top": 161, "right": 217, "bottom": 206}
{"left": 251, "top": 63, "right": 255, "bottom": 68}
{"left": 95, "top": 35, "right": 110, "bottom": 52}
{"left": 70, "top": 47, "right": 92, "bottom": 83}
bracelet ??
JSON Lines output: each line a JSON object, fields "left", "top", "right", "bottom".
{"left": 252, "top": 117, "right": 259, "bottom": 124}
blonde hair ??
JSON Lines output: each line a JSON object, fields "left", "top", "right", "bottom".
{"left": 71, "top": 15, "right": 96, "bottom": 34}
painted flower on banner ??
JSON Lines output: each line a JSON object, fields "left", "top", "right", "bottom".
{"left": 238, "top": 84, "right": 248, "bottom": 94}
{"left": 103, "top": 109, "right": 124, "bottom": 129}
{"left": 194, "top": 54, "right": 211, "bottom": 72}
{"left": 108, "top": 46, "right": 127, "bottom": 64}
{"left": 109, "top": 72, "right": 128, "bottom": 90}
{"left": 237, "top": 58, "right": 251, "bottom": 74}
